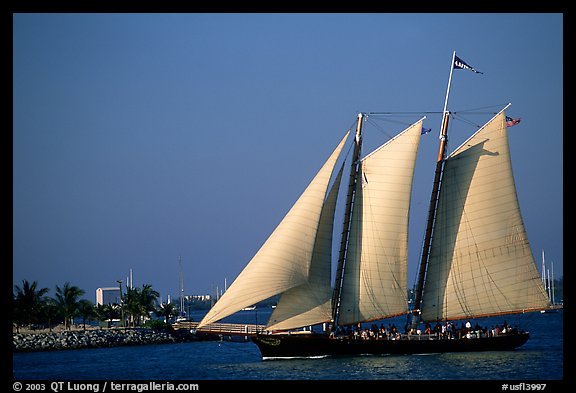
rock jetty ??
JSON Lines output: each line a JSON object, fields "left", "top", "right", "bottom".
{"left": 13, "top": 328, "right": 197, "bottom": 352}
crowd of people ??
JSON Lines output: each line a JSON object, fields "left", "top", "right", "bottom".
{"left": 332, "top": 319, "right": 520, "bottom": 340}
{"left": 420, "top": 319, "right": 520, "bottom": 340}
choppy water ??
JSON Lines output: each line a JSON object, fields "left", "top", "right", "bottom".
{"left": 12, "top": 310, "right": 564, "bottom": 382}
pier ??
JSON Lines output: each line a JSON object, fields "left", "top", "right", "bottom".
{"left": 172, "top": 321, "right": 266, "bottom": 337}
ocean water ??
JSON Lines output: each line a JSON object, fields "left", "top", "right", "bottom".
{"left": 12, "top": 310, "right": 564, "bottom": 382}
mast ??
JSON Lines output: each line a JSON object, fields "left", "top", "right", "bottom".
{"left": 179, "top": 256, "right": 184, "bottom": 317}
{"left": 412, "top": 51, "right": 456, "bottom": 326}
{"left": 551, "top": 261, "right": 555, "bottom": 305}
{"left": 543, "top": 250, "right": 545, "bottom": 283}
{"left": 331, "top": 112, "right": 364, "bottom": 326}
{"left": 547, "top": 268, "right": 552, "bottom": 303}
{"left": 541, "top": 249, "right": 546, "bottom": 285}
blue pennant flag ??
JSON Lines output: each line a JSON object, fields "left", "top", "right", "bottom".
{"left": 421, "top": 127, "right": 432, "bottom": 135}
{"left": 454, "top": 55, "right": 483, "bottom": 74}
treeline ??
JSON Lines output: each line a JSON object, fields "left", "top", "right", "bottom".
{"left": 13, "top": 279, "right": 180, "bottom": 332}
{"left": 14, "top": 277, "right": 562, "bottom": 333}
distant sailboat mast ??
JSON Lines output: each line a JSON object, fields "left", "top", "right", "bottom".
{"left": 551, "top": 261, "right": 555, "bottom": 305}
{"left": 179, "top": 256, "right": 185, "bottom": 318}
{"left": 541, "top": 249, "right": 546, "bottom": 285}
{"left": 547, "top": 268, "right": 552, "bottom": 303}
{"left": 541, "top": 250, "right": 555, "bottom": 306}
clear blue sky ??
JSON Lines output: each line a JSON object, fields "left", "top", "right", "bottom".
{"left": 13, "top": 13, "right": 563, "bottom": 303}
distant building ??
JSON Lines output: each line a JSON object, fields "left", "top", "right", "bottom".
{"left": 96, "top": 287, "right": 121, "bottom": 305}
{"left": 185, "top": 295, "right": 211, "bottom": 302}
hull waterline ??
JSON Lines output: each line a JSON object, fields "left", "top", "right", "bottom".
{"left": 252, "top": 332, "right": 530, "bottom": 359}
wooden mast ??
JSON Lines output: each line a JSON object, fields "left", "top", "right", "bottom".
{"left": 412, "top": 51, "right": 456, "bottom": 327}
{"left": 331, "top": 112, "right": 364, "bottom": 327}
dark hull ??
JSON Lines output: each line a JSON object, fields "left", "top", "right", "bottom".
{"left": 252, "top": 332, "right": 530, "bottom": 359}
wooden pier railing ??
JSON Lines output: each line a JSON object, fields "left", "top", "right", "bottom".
{"left": 172, "top": 321, "right": 266, "bottom": 336}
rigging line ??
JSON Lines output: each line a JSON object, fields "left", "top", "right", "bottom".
{"left": 368, "top": 106, "right": 505, "bottom": 117}
{"left": 453, "top": 111, "right": 501, "bottom": 115}
{"left": 341, "top": 115, "right": 362, "bottom": 159}
{"left": 450, "top": 113, "right": 484, "bottom": 130}
{"left": 412, "top": 213, "right": 430, "bottom": 292}
{"left": 343, "top": 131, "right": 355, "bottom": 160}
{"left": 364, "top": 116, "right": 395, "bottom": 140}
{"left": 368, "top": 111, "right": 443, "bottom": 115}
{"left": 366, "top": 114, "right": 419, "bottom": 127}
{"left": 452, "top": 103, "right": 510, "bottom": 113}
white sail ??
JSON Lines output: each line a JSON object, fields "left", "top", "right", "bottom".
{"left": 338, "top": 119, "right": 424, "bottom": 325}
{"left": 266, "top": 164, "right": 344, "bottom": 331}
{"left": 420, "top": 110, "right": 550, "bottom": 322}
{"left": 197, "top": 130, "right": 350, "bottom": 328}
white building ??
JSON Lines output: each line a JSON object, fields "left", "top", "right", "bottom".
{"left": 96, "top": 287, "right": 121, "bottom": 305}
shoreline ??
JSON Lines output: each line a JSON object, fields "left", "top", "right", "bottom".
{"left": 12, "top": 326, "right": 206, "bottom": 352}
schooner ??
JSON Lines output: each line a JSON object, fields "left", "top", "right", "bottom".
{"left": 197, "top": 51, "right": 551, "bottom": 358}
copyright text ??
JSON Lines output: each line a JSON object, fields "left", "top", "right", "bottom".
{"left": 12, "top": 382, "right": 199, "bottom": 393}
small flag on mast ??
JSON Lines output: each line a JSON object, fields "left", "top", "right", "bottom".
{"left": 506, "top": 116, "right": 521, "bottom": 127}
{"left": 421, "top": 127, "right": 432, "bottom": 135}
{"left": 453, "top": 55, "right": 483, "bottom": 74}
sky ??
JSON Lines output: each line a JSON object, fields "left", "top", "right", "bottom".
{"left": 12, "top": 13, "right": 563, "bottom": 304}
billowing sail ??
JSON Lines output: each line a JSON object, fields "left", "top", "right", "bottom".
{"left": 420, "top": 110, "right": 550, "bottom": 322}
{"left": 338, "top": 119, "right": 424, "bottom": 326}
{"left": 197, "top": 131, "right": 350, "bottom": 328}
{"left": 266, "top": 164, "right": 344, "bottom": 331}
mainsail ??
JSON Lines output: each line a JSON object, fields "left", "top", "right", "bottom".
{"left": 337, "top": 118, "right": 424, "bottom": 325}
{"left": 420, "top": 109, "right": 550, "bottom": 322}
{"left": 197, "top": 130, "right": 349, "bottom": 329}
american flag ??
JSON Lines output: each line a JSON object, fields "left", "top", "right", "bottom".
{"left": 506, "top": 116, "right": 521, "bottom": 127}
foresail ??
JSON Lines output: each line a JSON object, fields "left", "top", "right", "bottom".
{"left": 266, "top": 165, "right": 344, "bottom": 331}
{"left": 338, "top": 119, "right": 424, "bottom": 326}
{"left": 197, "top": 130, "right": 350, "bottom": 329}
{"left": 420, "top": 110, "right": 550, "bottom": 322}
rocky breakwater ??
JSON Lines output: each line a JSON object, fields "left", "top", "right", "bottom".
{"left": 13, "top": 328, "right": 186, "bottom": 352}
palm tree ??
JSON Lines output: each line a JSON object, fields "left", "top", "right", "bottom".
{"left": 13, "top": 279, "right": 50, "bottom": 330}
{"left": 95, "top": 304, "right": 120, "bottom": 329}
{"left": 124, "top": 287, "right": 140, "bottom": 327}
{"left": 77, "top": 299, "right": 96, "bottom": 330}
{"left": 156, "top": 302, "right": 176, "bottom": 324}
{"left": 39, "top": 298, "right": 60, "bottom": 332}
{"left": 124, "top": 284, "right": 160, "bottom": 326}
{"left": 139, "top": 284, "right": 160, "bottom": 323}
{"left": 54, "top": 282, "right": 85, "bottom": 330}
